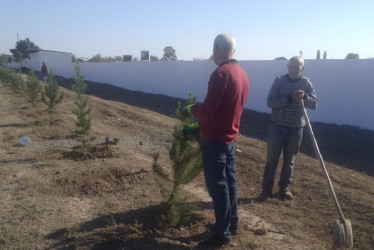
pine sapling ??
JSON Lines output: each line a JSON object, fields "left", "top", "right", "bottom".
{"left": 41, "top": 71, "right": 63, "bottom": 122}
{"left": 72, "top": 61, "right": 94, "bottom": 147}
{"left": 26, "top": 69, "right": 41, "bottom": 107}
{"left": 11, "top": 70, "right": 25, "bottom": 93}
{"left": 152, "top": 92, "right": 202, "bottom": 228}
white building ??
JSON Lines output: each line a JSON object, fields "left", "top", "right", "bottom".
{"left": 25, "top": 49, "right": 72, "bottom": 73}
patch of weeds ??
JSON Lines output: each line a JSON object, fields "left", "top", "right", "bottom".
{"left": 0, "top": 223, "right": 29, "bottom": 247}
{"left": 23, "top": 203, "right": 44, "bottom": 220}
{"left": 281, "top": 235, "right": 293, "bottom": 244}
{"left": 121, "top": 178, "right": 132, "bottom": 191}
{"left": 246, "top": 240, "right": 262, "bottom": 249}
{"left": 64, "top": 224, "right": 84, "bottom": 242}
{"left": 142, "top": 190, "right": 150, "bottom": 197}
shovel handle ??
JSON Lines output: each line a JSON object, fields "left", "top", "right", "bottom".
{"left": 301, "top": 100, "right": 345, "bottom": 221}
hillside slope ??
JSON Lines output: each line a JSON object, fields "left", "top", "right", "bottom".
{"left": 0, "top": 77, "right": 373, "bottom": 249}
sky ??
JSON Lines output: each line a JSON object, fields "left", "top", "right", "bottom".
{"left": 1, "top": 0, "right": 373, "bottom": 60}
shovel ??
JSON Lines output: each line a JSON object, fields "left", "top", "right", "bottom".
{"left": 301, "top": 100, "right": 353, "bottom": 249}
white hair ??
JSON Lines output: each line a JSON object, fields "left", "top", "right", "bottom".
{"left": 289, "top": 56, "right": 304, "bottom": 68}
{"left": 214, "top": 33, "right": 236, "bottom": 55}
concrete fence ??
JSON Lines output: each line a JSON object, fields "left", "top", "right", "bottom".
{"left": 6, "top": 59, "right": 374, "bottom": 131}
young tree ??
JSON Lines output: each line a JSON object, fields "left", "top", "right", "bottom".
{"left": 26, "top": 70, "right": 41, "bottom": 106}
{"left": 163, "top": 46, "right": 177, "bottom": 60}
{"left": 9, "top": 38, "right": 40, "bottom": 62}
{"left": 323, "top": 51, "right": 327, "bottom": 59}
{"left": 152, "top": 93, "right": 202, "bottom": 228}
{"left": 72, "top": 61, "right": 94, "bottom": 147}
{"left": 316, "top": 50, "right": 321, "bottom": 59}
{"left": 41, "top": 71, "right": 64, "bottom": 122}
{"left": 10, "top": 71, "right": 25, "bottom": 93}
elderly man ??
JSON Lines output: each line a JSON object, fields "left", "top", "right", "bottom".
{"left": 259, "top": 56, "right": 318, "bottom": 201}
{"left": 184, "top": 33, "right": 249, "bottom": 247}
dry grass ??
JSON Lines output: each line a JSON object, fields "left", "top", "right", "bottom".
{"left": 0, "top": 75, "right": 373, "bottom": 249}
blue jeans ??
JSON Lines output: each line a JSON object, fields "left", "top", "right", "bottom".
{"left": 262, "top": 123, "right": 303, "bottom": 190}
{"left": 202, "top": 139, "right": 238, "bottom": 241}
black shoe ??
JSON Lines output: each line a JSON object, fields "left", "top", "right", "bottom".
{"left": 208, "top": 223, "right": 238, "bottom": 235}
{"left": 279, "top": 188, "right": 293, "bottom": 200}
{"left": 255, "top": 189, "right": 273, "bottom": 202}
{"left": 198, "top": 235, "right": 230, "bottom": 248}
{"left": 229, "top": 226, "right": 239, "bottom": 235}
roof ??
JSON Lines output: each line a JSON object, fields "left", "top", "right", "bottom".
{"left": 28, "top": 49, "right": 72, "bottom": 55}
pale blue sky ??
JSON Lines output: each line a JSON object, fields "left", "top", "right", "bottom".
{"left": 1, "top": 0, "right": 373, "bottom": 60}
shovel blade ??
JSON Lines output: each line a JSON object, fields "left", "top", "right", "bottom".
{"left": 333, "top": 219, "right": 353, "bottom": 248}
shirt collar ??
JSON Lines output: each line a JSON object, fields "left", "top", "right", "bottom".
{"left": 218, "top": 59, "right": 237, "bottom": 68}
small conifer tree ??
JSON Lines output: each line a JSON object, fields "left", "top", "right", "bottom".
{"left": 41, "top": 71, "right": 63, "bottom": 122}
{"left": 152, "top": 93, "right": 202, "bottom": 228}
{"left": 10, "top": 70, "right": 25, "bottom": 93}
{"left": 26, "top": 69, "right": 41, "bottom": 107}
{"left": 323, "top": 50, "right": 327, "bottom": 59}
{"left": 72, "top": 61, "right": 94, "bottom": 147}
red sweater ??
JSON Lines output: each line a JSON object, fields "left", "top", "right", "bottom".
{"left": 191, "top": 60, "right": 249, "bottom": 144}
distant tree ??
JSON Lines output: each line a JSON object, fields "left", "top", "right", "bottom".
{"left": 26, "top": 70, "right": 41, "bottom": 107}
{"left": 42, "top": 71, "right": 64, "bottom": 122}
{"left": 163, "top": 46, "right": 177, "bottom": 61}
{"left": 71, "top": 54, "right": 76, "bottom": 62}
{"left": 150, "top": 55, "right": 159, "bottom": 61}
{"left": 132, "top": 57, "right": 139, "bottom": 62}
{"left": 345, "top": 53, "right": 359, "bottom": 59}
{"left": 316, "top": 50, "right": 321, "bottom": 59}
{"left": 323, "top": 51, "right": 327, "bottom": 59}
{"left": 10, "top": 38, "right": 40, "bottom": 62}
{"left": 72, "top": 61, "right": 94, "bottom": 148}
{"left": 274, "top": 57, "right": 287, "bottom": 60}
{"left": 113, "top": 56, "right": 123, "bottom": 61}
{"left": 91, "top": 54, "right": 104, "bottom": 62}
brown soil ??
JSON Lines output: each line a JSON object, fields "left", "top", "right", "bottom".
{"left": 0, "top": 75, "right": 373, "bottom": 249}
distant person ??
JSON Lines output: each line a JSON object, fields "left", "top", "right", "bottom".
{"left": 258, "top": 56, "right": 318, "bottom": 201}
{"left": 40, "top": 62, "right": 49, "bottom": 83}
{"left": 183, "top": 33, "right": 249, "bottom": 248}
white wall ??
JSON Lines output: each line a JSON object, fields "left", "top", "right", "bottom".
{"left": 29, "top": 51, "right": 74, "bottom": 75}
{"left": 20, "top": 58, "right": 374, "bottom": 131}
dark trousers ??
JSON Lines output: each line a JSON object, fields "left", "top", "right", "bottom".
{"left": 262, "top": 123, "right": 303, "bottom": 190}
{"left": 202, "top": 139, "right": 238, "bottom": 241}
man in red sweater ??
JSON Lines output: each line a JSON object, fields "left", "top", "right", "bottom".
{"left": 184, "top": 33, "right": 249, "bottom": 248}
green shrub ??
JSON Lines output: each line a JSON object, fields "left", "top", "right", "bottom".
{"left": 72, "top": 61, "right": 94, "bottom": 147}
{"left": 26, "top": 70, "right": 41, "bottom": 107}
{"left": 41, "top": 71, "right": 63, "bottom": 122}
{"left": 152, "top": 93, "right": 202, "bottom": 228}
